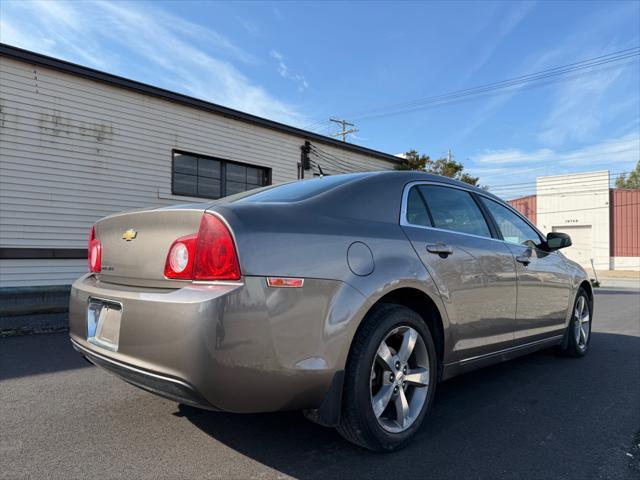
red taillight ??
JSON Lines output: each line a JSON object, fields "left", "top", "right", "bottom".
{"left": 193, "top": 214, "right": 241, "bottom": 280}
{"left": 164, "top": 213, "right": 241, "bottom": 281}
{"left": 88, "top": 225, "right": 102, "bottom": 273}
{"left": 164, "top": 234, "right": 197, "bottom": 279}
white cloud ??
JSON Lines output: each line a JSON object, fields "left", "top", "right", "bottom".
{"left": 469, "top": 132, "right": 640, "bottom": 182}
{"left": 273, "top": 8, "right": 285, "bottom": 21}
{"left": 0, "top": 18, "right": 55, "bottom": 54}
{"left": 532, "top": 6, "right": 640, "bottom": 147}
{"left": 236, "top": 17, "right": 260, "bottom": 37}
{"left": 458, "top": 2, "right": 639, "bottom": 144}
{"left": 472, "top": 148, "right": 555, "bottom": 166}
{"left": 458, "top": 1, "right": 536, "bottom": 85}
{"left": 0, "top": 0, "right": 305, "bottom": 125}
{"left": 537, "top": 65, "right": 628, "bottom": 146}
{"left": 467, "top": 133, "right": 638, "bottom": 197}
{"left": 456, "top": 44, "right": 569, "bottom": 141}
{"left": 269, "top": 49, "right": 309, "bottom": 92}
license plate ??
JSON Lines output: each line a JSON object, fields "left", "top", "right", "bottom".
{"left": 87, "top": 298, "right": 122, "bottom": 352}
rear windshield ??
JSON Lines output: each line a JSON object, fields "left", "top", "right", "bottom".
{"left": 234, "top": 173, "right": 366, "bottom": 203}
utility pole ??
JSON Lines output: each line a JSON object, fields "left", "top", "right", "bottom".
{"left": 447, "top": 148, "right": 452, "bottom": 162}
{"left": 329, "top": 118, "right": 358, "bottom": 142}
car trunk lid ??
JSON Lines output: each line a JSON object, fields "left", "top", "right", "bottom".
{"left": 94, "top": 205, "right": 208, "bottom": 286}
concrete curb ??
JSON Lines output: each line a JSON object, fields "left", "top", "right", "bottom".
{"left": 597, "top": 279, "right": 640, "bottom": 290}
{"left": 0, "top": 313, "right": 69, "bottom": 337}
{"left": 0, "top": 286, "right": 70, "bottom": 336}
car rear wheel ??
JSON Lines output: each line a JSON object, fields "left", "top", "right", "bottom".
{"left": 337, "top": 304, "right": 437, "bottom": 451}
{"left": 559, "top": 288, "right": 592, "bottom": 357}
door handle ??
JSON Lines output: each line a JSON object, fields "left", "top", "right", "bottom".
{"left": 427, "top": 243, "right": 453, "bottom": 257}
{"left": 515, "top": 255, "right": 531, "bottom": 266}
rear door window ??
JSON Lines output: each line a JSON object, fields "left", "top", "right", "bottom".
{"left": 405, "top": 186, "right": 432, "bottom": 227}
{"left": 418, "top": 185, "right": 491, "bottom": 238}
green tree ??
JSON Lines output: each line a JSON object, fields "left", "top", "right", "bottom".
{"left": 394, "top": 149, "right": 430, "bottom": 171}
{"left": 395, "top": 149, "right": 480, "bottom": 186}
{"left": 615, "top": 160, "right": 640, "bottom": 188}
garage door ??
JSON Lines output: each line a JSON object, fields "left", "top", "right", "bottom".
{"left": 552, "top": 225, "right": 592, "bottom": 266}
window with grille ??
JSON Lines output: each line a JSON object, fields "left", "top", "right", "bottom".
{"left": 172, "top": 151, "right": 270, "bottom": 199}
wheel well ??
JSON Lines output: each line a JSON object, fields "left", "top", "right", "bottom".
{"left": 374, "top": 288, "right": 445, "bottom": 367}
{"left": 579, "top": 280, "right": 593, "bottom": 304}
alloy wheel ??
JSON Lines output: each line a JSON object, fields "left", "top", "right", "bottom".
{"left": 370, "top": 326, "right": 430, "bottom": 433}
{"left": 573, "top": 295, "right": 590, "bottom": 349}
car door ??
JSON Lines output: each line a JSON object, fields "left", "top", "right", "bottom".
{"left": 478, "top": 196, "right": 571, "bottom": 341}
{"left": 400, "top": 183, "right": 518, "bottom": 363}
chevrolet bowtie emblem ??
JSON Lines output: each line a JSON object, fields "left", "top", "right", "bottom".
{"left": 122, "top": 229, "right": 138, "bottom": 241}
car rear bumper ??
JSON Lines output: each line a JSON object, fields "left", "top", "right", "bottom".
{"left": 68, "top": 274, "right": 367, "bottom": 413}
{"left": 71, "top": 337, "right": 216, "bottom": 410}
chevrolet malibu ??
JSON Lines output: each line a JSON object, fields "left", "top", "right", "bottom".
{"left": 69, "top": 171, "right": 593, "bottom": 451}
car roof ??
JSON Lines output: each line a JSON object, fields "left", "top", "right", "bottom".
{"left": 363, "top": 171, "right": 502, "bottom": 201}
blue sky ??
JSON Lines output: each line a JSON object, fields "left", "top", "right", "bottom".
{"left": 1, "top": 0, "right": 638, "bottom": 195}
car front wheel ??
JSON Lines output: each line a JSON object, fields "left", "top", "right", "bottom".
{"left": 337, "top": 304, "right": 437, "bottom": 451}
{"left": 559, "top": 288, "right": 592, "bottom": 357}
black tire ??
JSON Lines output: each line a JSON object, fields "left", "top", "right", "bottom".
{"left": 558, "top": 288, "right": 592, "bottom": 357}
{"left": 337, "top": 303, "right": 437, "bottom": 452}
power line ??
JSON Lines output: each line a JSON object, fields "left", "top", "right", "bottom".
{"left": 535, "top": 201, "right": 640, "bottom": 215}
{"left": 309, "top": 159, "right": 348, "bottom": 175}
{"left": 302, "top": 47, "right": 639, "bottom": 126}
{"left": 494, "top": 183, "right": 616, "bottom": 196}
{"left": 308, "top": 147, "right": 353, "bottom": 173}
{"left": 348, "top": 49, "right": 640, "bottom": 121}
{"left": 310, "top": 144, "right": 383, "bottom": 173}
{"left": 489, "top": 169, "right": 632, "bottom": 187}
{"left": 310, "top": 145, "right": 354, "bottom": 167}
{"left": 310, "top": 154, "right": 347, "bottom": 172}
{"left": 485, "top": 178, "right": 630, "bottom": 200}
{"left": 477, "top": 151, "right": 638, "bottom": 182}
{"left": 309, "top": 146, "right": 343, "bottom": 163}
{"left": 503, "top": 189, "right": 614, "bottom": 199}
{"left": 310, "top": 143, "right": 633, "bottom": 190}
{"left": 477, "top": 148, "right": 639, "bottom": 182}
{"left": 304, "top": 119, "right": 330, "bottom": 132}
{"left": 310, "top": 145, "right": 347, "bottom": 162}
{"left": 311, "top": 143, "right": 633, "bottom": 192}
{"left": 329, "top": 118, "right": 358, "bottom": 142}
{"left": 309, "top": 138, "right": 634, "bottom": 197}
{"left": 489, "top": 170, "right": 632, "bottom": 192}
{"left": 312, "top": 159, "right": 343, "bottom": 173}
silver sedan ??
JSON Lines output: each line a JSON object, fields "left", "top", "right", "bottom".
{"left": 69, "top": 171, "right": 592, "bottom": 451}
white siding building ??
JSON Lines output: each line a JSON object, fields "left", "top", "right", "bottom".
{"left": 510, "top": 170, "right": 640, "bottom": 272}
{"left": 536, "top": 171, "right": 611, "bottom": 271}
{"left": 0, "top": 44, "right": 400, "bottom": 289}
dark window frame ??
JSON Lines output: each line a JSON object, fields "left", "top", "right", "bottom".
{"left": 470, "top": 192, "right": 502, "bottom": 239}
{"left": 171, "top": 150, "right": 272, "bottom": 200}
{"left": 401, "top": 181, "right": 550, "bottom": 249}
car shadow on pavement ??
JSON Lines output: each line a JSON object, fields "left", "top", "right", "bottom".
{"left": 0, "top": 332, "right": 91, "bottom": 381}
{"left": 182, "top": 331, "right": 640, "bottom": 480}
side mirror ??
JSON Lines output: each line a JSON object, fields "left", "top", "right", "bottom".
{"left": 546, "top": 232, "right": 572, "bottom": 251}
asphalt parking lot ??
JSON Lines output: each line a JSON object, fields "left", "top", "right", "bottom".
{"left": 1, "top": 288, "right": 639, "bottom": 480}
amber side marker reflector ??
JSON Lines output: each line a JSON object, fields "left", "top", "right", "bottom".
{"left": 266, "top": 277, "right": 304, "bottom": 288}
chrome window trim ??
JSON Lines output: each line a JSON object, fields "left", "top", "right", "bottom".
{"left": 399, "top": 180, "right": 553, "bottom": 252}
